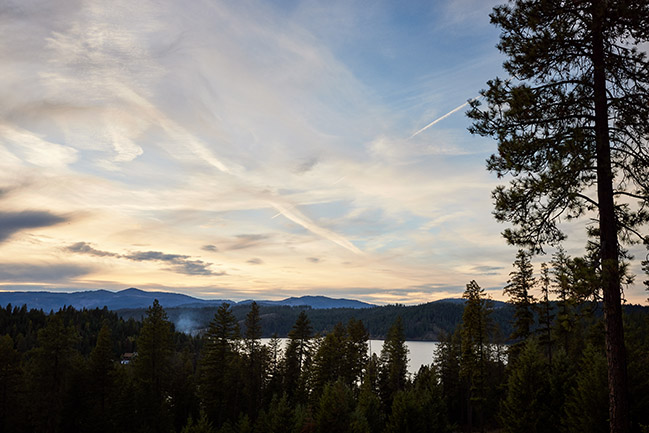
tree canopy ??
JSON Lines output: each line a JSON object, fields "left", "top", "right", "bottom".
{"left": 468, "top": 1, "right": 649, "bottom": 431}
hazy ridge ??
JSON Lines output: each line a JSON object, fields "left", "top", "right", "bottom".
{"left": 0, "top": 287, "right": 376, "bottom": 312}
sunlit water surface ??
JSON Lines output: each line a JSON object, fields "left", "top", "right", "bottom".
{"left": 261, "top": 338, "right": 439, "bottom": 376}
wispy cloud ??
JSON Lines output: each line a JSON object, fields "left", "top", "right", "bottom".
{"left": 470, "top": 265, "right": 505, "bottom": 276}
{"left": 3, "top": 0, "right": 645, "bottom": 303}
{"left": 0, "top": 0, "right": 516, "bottom": 302}
{"left": 0, "top": 124, "right": 78, "bottom": 169}
{"left": 229, "top": 234, "right": 272, "bottom": 251}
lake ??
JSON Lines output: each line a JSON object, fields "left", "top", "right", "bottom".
{"left": 261, "top": 338, "right": 439, "bottom": 376}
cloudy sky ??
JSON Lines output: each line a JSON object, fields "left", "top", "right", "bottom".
{"left": 1, "top": 0, "right": 647, "bottom": 304}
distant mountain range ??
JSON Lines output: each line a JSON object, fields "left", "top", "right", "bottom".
{"left": 0, "top": 288, "right": 376, "bottom": 312}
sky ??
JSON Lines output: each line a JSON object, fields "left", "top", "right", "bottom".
{"left": 1, "top": 0, "right": 647, "bottom": 305}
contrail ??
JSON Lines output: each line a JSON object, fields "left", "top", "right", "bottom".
{"left": 114, "top": 85, "right": 234, "bottom": 174}
{"left": 269, "top": 199, "right": 364, "bottom": 255}
{"left": 409, "top": 95, "right": 481, "bottom": 139}
{"left": 116, "top": 84, "right": 364, "bottom": 255}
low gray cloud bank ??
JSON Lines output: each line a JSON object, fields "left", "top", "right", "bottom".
{"left": 0, "top": 211, "right": 68, "bottom": 243}
{"left": 0, "top": 263, "right": 94, "bottom": 282}
{"left": 66, "top": 242, "right": 223, "bottom": 276}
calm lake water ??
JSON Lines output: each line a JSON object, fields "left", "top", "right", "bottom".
{"left": 261, "top": 338, "right": 439, "bottom": 376}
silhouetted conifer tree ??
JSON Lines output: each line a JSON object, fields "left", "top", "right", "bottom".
{"left": 563, "top": 345, "right": 608, "bottom": 433}
{"left": 378, "top": 316, "right": 408, "bottom": 410}
{"left": 536, "top": 263, "right": 554, "bottom": 366}
{"left": 551, "top": 248, "right": 578, "bottom": 354}
{"left": 500, "top": 339, "right": 552, "bottom": 433}
{"left": 314, "top": 379, "right": 355, "bottom": 433}
{"left": 467, "top": 1, "right": 649, "bottom": 428}
{"left": 354, "top": 370, "right": 384, "bottom": 433}
{"left": 504, "top": 249, "right": 537, "bottom": 358}
{"left": 134, "top": 299, "right": 174, "bottom": 433}
{"left": 384, "top": 365, "right": 449, "bottom": 433}
{"left": 181, "top": 410, "right": 215, "bottom": 433}
{"left": 460, "top": 280, "right": 494, "bottom": 432}
{"left": 345, "top": 318, "right": 369, "bottom": 389}
{"left": 243, "top": 302, "right": 265, "bottom": 419}
{"left": 265, "top": 333, "right": 284, "bottom": 400}
{"left": 312, "top": 322, "right": 347, "bottom": 398}
{"left": 200, "top": 303, "right": 240, "bottom": 427}
{"left": 283, "top": 311, "right": 313, "bottom": 404}
{"left": 87, "top": 323, "right": 116, "bottom": 433}
{"left": 434, "top": 329, "right": 462, "bottom": 425}
{"left": 25, "top": 315, "right": 80, "bottom": 433}
{"left": 254, "top": 393, "right": 294, "bottom": 433}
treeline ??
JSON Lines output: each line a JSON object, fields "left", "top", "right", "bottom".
{"left": 1, "top": 248, "right": 648, "bottom": 433}
{"left": 0, "top": 300, "right": 448, "bottom": 433}
{"left": 116, "top": 294, "right": 646, "bottom": 342}
{"left": 433, "top": 249, "right": 649, "bottom": 432}
{"left": 117, "top": 300, "right": 516, "bottom": 340}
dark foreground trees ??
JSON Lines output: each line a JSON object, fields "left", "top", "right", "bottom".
{"left": 26, "top": 316, "right": 80, "bottom": 433}
{"left": 377, "top": 316, "right": 408, "bottom": 409}
{"left": 200, "top": 303, "right": 240, "bottom": 426}
{"left": 468, "top": 1, "right": 649, "bottom": 431}
{"left": 134, "top": 299, "right": 174, "bottom": 433}
{"left": 500, "top": 339, "right": 551, "bottom": 433}
{"left": 1, "top": 296, "right": 649, "bottom": 432}
{"left": 459, "top": 281, "right": 504, "bottom": 432}
{"left": 504, "top": 250, "right": 536, "bottom": 357}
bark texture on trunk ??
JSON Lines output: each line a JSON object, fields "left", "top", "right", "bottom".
{"left": 592, "top": 1, "right": 630, "bottom": 432}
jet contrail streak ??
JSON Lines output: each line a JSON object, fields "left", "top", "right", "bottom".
{"left": 269, "top": 199, "right": 364, "bottom": 255}
{"left": 116, "top": 85, "right": 364, "bottom": 255}
{"left": 409, "top": 95, "right": 481, "bottom": 139}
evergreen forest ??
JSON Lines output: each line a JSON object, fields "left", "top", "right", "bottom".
{"left": 114, "top": 298, "right": 514, "bottom": 341}
{"left": 1, "top": 246, "right": 649, "bottom": 433}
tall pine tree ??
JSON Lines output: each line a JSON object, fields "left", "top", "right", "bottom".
{"left": 311, "top": 322, "right": 347, "bottom": 398}
{"left": 134, "top": 299, "right": 174, "bottom": 433}
{"left": 537, "top": 263, "right": 555, "bottom": 366}
{"left": 344, "top": 318, "right": 369, "bottom": 389}
{"left": 87, "top": 323, "right": 116, "bottom": 433}
{"left": 467, "top": 2, "right": 649, "bottom": 431}
{"left": 504, "top": 249, "right": 537, "bottom": 357}
{"left": 377, "top": 316, "right": 408, "bottom": 410}
{"left": 460, "top": 280, "right": 494, "bottom": 432}
{"left": 243, "top": 302, "right": 265, "bottom": 419}
{"left": 200, "top": 303, "right": 241, "bottom": 426}
{"left": 283, "top": 311, "right": 313, "bottom": 404}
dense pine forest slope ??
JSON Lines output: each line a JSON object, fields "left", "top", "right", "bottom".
{"left": 116, "top": 299, "right": 512, "bottom": 340}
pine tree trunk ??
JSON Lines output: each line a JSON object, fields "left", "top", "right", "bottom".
{"left": 591, "top": 2, "right": 630, "bottom": 432}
